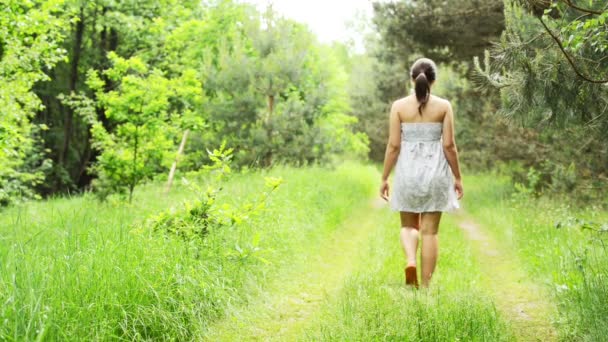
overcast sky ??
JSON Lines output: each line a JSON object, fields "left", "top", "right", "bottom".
{"left": 243, "top": 0, "right": 375, "bottom": 47}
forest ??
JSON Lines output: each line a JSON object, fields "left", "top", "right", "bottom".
{"left": 1, "top": 0, "right": 607, "bottom": 340}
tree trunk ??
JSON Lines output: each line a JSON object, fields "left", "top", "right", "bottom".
{"left": 60, "top": 6, "right": 85, "bottom": 167}
{"left": 267, "top": 94, "right": 274, "bottom": 121}
{"left": 165, "top": 130, "right": 190, "bottom": 194}
{"left": 264, "top": 94, "right": 275, "bottom": 166}
{"left": 129, "top": 125, "right": 139, "bottom": 203}
{"left": 76, "top": 127, "right": 93, "bottom": 189}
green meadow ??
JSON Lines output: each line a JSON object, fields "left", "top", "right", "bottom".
{"left": 1, "top": 164, "right": 606, "bottom": 341}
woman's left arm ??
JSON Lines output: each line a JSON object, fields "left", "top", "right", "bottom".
{"left": 380, "top": 102, "right": 401, "bottom": 201}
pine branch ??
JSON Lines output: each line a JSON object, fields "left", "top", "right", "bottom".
{"left": 561, "top": 0, "right": 606, "bottom": 15}
{"left": 378, "top": 2, "right": 503, "bottom": 19}
{"left": 537, "top": 16, "right": 608, "bottom": 84}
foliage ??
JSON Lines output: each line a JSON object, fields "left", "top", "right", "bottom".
{"left": 464, "top": 174, "right": 608, "bottom": 340}
{"left": 372, "top": 0, "right": 505, "bottom": 63}
{"left": 0, "top": 0, "right": 369, "bottom": 201}
{"left": 149, "top": 144, "right": 279, "bottom": 242}
{"left": 475, "top": 1, "right": 608, "bottom": 127}
{"left": 204, "top": 4, "right": 367, "bottom": 166}
{"left": 85, "top": 53, "right": 201, "bottom": 201}
{"left": 0, "top": 0, "right": 68, "bottom": 204}
{"left": 474, "top": 0, "right": 608, "bottom": 198}
{"left": 0, "top": 162, "right": 377, "bottom": 340}
{"left": 32, "top": 0, "right": 203, "bottom": 193}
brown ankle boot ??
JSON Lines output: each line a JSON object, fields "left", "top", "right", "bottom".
{"left": 405, "top": 266, "right": 419, "bottom": 288}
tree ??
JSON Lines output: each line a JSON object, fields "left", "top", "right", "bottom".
{"left": 0, "top": 0, "right": 68, "bottom": 204}
{"left": 35, "top": 0, "right": 202, "bottom": 193}
{"left": 474, "top": 0, "right": 608, "bottom": 196}
{"left": 372, "top": 0, "right": 505, "bottom": 64}
{"left": 2, "top": 0, "right": 371, "bottom": 202}
{"left": 250, "top": 7, "right": 311, "bottom": 166}
{"left": 87, "top": 53, "right": 178, "bottom": 201}
{"left": 185, "top": 3, "right": 368, "bottom": 168}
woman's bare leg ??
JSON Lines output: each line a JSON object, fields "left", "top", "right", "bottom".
{"left": 399, "top": 212, "right": 420, "bottom": 267}
{"left": 420, "top": 212, "right": 442, "bottom": 287}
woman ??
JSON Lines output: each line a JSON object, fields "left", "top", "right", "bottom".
{"left": 379, "top": 58, "right": 463, "bottom": 289}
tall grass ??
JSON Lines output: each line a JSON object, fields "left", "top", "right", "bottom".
{"left": 463, "top": 173, "right": 608, "bottom": 341}
{"left": 301, "top": 210, "right": 514, "bottom": 341}
{"left": 3, "top": 167, "right": 600, "bottom": 341}
{"left": 0, "top": 163, "right": 377, "bottom": 340}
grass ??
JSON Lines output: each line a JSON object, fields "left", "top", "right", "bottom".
{"left": 0, "top": 163, "right": 378, "bottom": 341}
{"left": 462, "top": 173, "right": 608, "bottom": 341}
{"left": 300, "top": 209, "right": 515, "bottom": 341}
{"left": 2, "top": 164, "right": 605, "bottom": 341}
{"left": 203, "top": 196, "right": 382, "bottom": 340}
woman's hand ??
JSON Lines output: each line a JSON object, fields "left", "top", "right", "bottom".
{"left": 380, "top": 180, "right": 390, "bottom": 202}
{"left": 454, "top": 179, "right": 464, "bottom": 200}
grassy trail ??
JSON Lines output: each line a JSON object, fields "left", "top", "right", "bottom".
{"left": 3, "top": 167, "right": 603, "bottom": 340}
{"left": 207, "top": 194, "right": 559, "bottom": 341}
{"left": 204, "top": 197, "right": 386, "bottom": 341}
{"left": 456, "top": 214, "right": 557, "bottom": 341}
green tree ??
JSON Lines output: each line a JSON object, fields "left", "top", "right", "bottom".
{"left": 474, "top": 0, "right": 608, "bottom": 196}
{"left": 88, "top": 53, "right": 202, "bottom": 201}
{"left": 250, "top": 8, "right": 312, "bottom": 166}
{"left": 185, "top": 4, "right": 367, "bottom": 168}
{"left": 0, "top": 0, "right": 68, "bottom": 204}
{"left": 2, "top": 0, "right": 371, "bottom": 202}
{"left": 35, "top": 0, "right": 202, "bottom": 193}
{"left": 372, "top": 0, "right": 505, "bottom": 63}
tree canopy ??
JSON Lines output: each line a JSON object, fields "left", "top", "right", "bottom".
{"left": 0, "top": 0, "right": 367, "bottom": 203}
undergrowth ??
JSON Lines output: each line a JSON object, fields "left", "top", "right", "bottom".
{"left": 463, "top": 173, "right": 608, "bottom": 341}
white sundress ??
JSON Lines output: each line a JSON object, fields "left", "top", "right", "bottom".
{"left": 390, "top": 122, "right": 460, "bottom": 213}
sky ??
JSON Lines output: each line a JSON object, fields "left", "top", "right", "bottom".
{"left": 244, "top": 0, "right": 374, "bottom": 48}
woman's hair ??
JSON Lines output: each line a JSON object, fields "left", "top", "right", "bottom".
{"left": 410, "top": 58, "right": 437, "bottom": 115}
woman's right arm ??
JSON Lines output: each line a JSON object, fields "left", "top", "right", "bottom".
{"left": 380, "top": 102, "right": 402, "bottom": 201}
{"left": 442, "top": 100, "right": 463, "bottom": 199}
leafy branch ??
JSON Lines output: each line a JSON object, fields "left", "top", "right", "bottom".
{"left": 537, "top": 15, "right": 608, "bottom": 84}
{"left": 561, "top": 0, "right": 607, "bottom": 15}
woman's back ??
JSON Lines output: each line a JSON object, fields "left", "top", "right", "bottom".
{"left": 389, "top": 96, "right": 459, "bottom": 212}
{"left": 393, "top": 94, "right": 449, "bottom": 124}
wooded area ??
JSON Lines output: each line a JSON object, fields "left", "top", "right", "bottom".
{"left": 1, "top": 0, "right": 367, "bottom": 204}
{"left": 1, "top": 0, "right": 606, "bottom": 204}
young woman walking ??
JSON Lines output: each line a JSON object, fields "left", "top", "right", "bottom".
{"left": 380, "top": 58, "right": 464, "bottom": 288}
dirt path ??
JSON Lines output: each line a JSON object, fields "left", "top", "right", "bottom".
{"left": 204, "top": 198, "right": 386, "bottom": 341}
{"left": 204, "top": 196, "right": 558, "bottom": 341}
{"left": 457, "top": 216, "right": 557, "bottom": 341}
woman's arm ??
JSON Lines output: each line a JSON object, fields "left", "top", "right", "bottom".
{"left": 442, "top": 100, "right": 463, "bottom": 199}
{"left": 380, "top": 102, "right": 401, "bottom": 201}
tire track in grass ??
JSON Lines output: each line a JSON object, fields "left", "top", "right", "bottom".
{"left": 203, "top": 197, "right": 386, "bottom": 341}
{"left": 457, "top": 215, "right": 557, "bottom": 341}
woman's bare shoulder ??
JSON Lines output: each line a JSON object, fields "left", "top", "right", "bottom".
{"left": 393, "top": 95, "right": 414, "bottom": 104}
{"left": 429, "top": 95, "right": 452, "bottom": 113}
{"left": 392, "top": 95, "right": 415, "bottom": 108}
{"left": 430, "top": 94, "right": 450, "bottom": 105}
